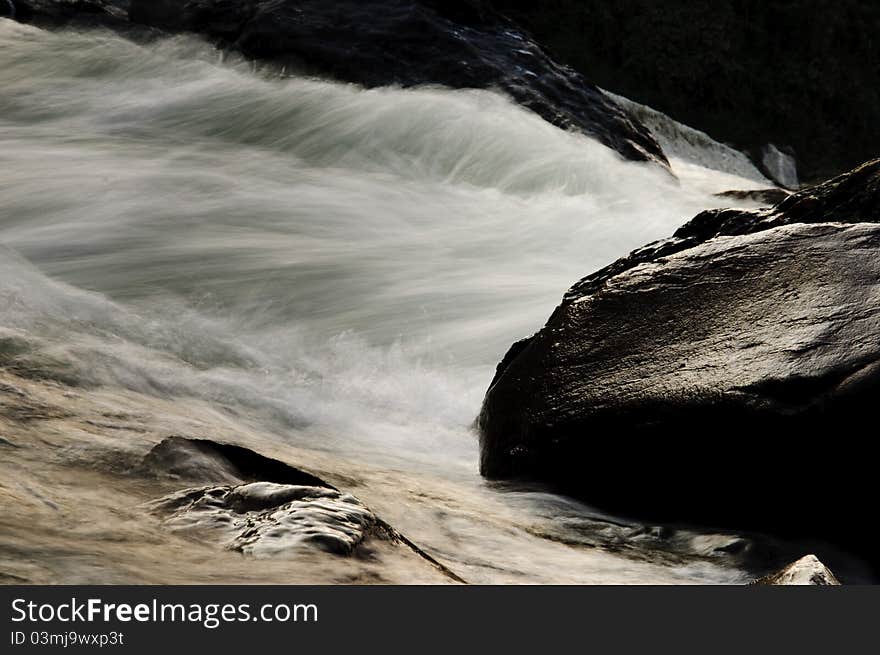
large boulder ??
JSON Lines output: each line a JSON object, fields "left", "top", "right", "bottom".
{"left": 119, "top": 0, "right": 668, "bottom": 168}
{"left": 478, "top": 160, "right": 880, "bottom": 564}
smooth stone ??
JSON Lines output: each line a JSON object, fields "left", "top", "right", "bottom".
{"left": 478, "top": 159, "right": 880, "bottom": 568}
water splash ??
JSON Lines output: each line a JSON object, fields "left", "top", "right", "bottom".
{"left": 0, "top": 21, "right": 781, "bottom": 582}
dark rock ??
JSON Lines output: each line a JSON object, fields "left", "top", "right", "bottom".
{"left": 12, "top": 1, "right": 668, "bottom": 166}
{"left": 141, "top": 435, "right": 331, "bottom": 488}
{"left": 492, "top": 0, "right": 880, "bottom": 181}
{"left": 566, "top": 158, "right": 880, "bottom": 300}
{"left": 478, "top": 159, "right": 880, "bottom": 566}
{"left": 11, "top": 0, "right": 128, "bottom": 25}
{"left": 148, "top": 481, "right": 378, "bottom": 556}
{"left": 715, "top": 188, "right": 792, "bottom": 206}
{"left": 122, "top": 0, "right": 668, "bottom": 168}
{"left": 142, "top": 437, "right": 466, "bottom": 580}
{"left": 753, "top": 555, "right": 840, "bottom": 586}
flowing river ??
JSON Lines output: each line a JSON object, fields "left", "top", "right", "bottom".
{"left": 5, "top": 20, "right": 816, "bottom": 584}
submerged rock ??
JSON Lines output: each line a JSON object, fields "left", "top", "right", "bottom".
{"left": 143, "top": 437, "right": 378, "bottom": 556}
{"left": 754, "top": 555, "right": 840, "bottom": 586}
{"left": 478, "top": 159, "right": 880, "bottom": 565}
{"left": 13, "top": 0, "right": 667, "bottom": 168}
{"left": 149, "top": 482, "right": 377, "bottom": 556}
{"left": 143, "top": 437, "right": 466, "bottom": 580}
{"left": 141, "top": 435, "right": 330, "bottom": 488}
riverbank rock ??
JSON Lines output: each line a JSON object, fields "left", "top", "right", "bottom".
{"left": 122, "top": 0, "right": 666, "bottom": 168}
{"left": 754, "top": 555, "right": 840, "bottom": 586}
{"left": 478, "top": 159, "right": 880, "bottom": 565}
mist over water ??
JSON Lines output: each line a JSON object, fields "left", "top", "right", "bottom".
{"left": 1, "top": 21, "right": 773, "bottom": 582}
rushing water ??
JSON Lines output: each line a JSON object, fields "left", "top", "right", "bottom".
{"left": 1, "top": 21, "right": 786, "bottom": 583}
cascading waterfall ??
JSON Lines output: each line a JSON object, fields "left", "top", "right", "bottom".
{"left": 605, "top": 90, "right": 770, "bottom": 183}
{"left": 0, "top": 20, "right": 781, "bottom": 583}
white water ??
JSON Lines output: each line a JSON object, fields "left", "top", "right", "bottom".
{"left": 606, "top": 90, "right": 770, "bottom": 183}
{"left": 0, "top": 21, "right": 775, "bottom": 582}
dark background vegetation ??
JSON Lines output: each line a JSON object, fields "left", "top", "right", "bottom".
{"left": 489, "top": 0, "right": 880, "bottom": 181}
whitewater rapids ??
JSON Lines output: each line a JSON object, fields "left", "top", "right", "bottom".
{"left": 1, "top": 21, "right": 790, "bottom": 584}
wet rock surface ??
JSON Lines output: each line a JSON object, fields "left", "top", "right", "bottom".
{"left": 149, "top": 482, "right": 378, "bottom": 556}
{"left": 0, "top": 367, "right": 468, "bottom": 583}
{"left": 754, "top": 555, "right": 840, "bottom": 586}
{"left": 715, "top": 188, "right": 792, "bottom": 206}
{"left": 478, "top": 160, "right": 880, "bottom": 568}
{"left": 0, "top": 274, "right": 872, "bottom": 583}
{"left": 9, "top": 0, "right": 667, "bottom": 168}
{"left": 759, "top": 144, "right": 799, "bottom": 190}
{"left": 141, "top": 435, "right": 331, "bottom": 488}
{"left": 142, "top": 437, "right": 465, "bottom": 579}
{"left": 142, "top": 436, "right": 373, "bottom": 556}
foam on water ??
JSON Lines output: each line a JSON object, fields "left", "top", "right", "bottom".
{"left": 0, "top": 21, "right": 778, "bottom": 581}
